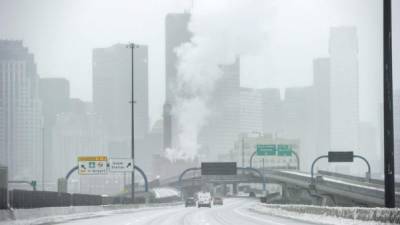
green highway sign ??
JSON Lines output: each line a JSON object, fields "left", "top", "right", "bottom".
{"left": 277, "top": 144, "right": 292, "bottom": 156}
{"left": 256, "top": 144, "right": 276, "bottom": 156}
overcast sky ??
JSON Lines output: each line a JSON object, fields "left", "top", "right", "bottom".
{"left": 0, "top": 0, "right": 399, "bottom": 127}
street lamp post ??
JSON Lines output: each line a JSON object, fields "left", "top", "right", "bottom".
{"left": 127, "top": 43, "right": 139, "bottom": 203}
{"left": 383, "top": 0, "right": 395, "bottom": 208}
{"left": 42, "top": 127, "right": 45, "bottom": 191}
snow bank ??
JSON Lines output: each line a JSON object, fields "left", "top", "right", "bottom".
{"left": 253, "top": 203, "right": 400, "bottom": 224}
{"left": 151, "top": 188, "right": 180, "bottom": 199}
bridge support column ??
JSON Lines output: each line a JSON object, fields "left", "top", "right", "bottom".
{"left": 57, "top": 178, "right": 67, "bottom": 193}
{"left": 223, "top": 184, "right": 228, "bottom": 196}
{"left": 281, "top": 183, "right": 287, "bottom": 204}
{"left": 232, "top": 183, "right": 238, "bottom": 195}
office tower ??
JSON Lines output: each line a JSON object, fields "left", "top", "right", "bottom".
{"left": 0, "top": 40, "right": 43, "bottom": 182}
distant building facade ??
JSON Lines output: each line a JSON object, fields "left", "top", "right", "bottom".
{"left": 39, "top": 78, "right": 70, "bottom": 189}
{"left": 52, "top": 99, "right": 108, "bottom": 192}
{"left": 329, "top": 27, "right": 359, "bottom": 151}
{"left": 0, "top": 40, "right": 43, "bottom": 183}
{"left": 281, "top": 86, "right": 316, "bottom": 169}
{"left": 313, "top": 58, "right": 331, "bottom": 159}
{"left": 200, "top": 59, "right": 241, "bottom": 160}
{"left": 230, "top": 133, "right": 300, "bottom": 169}
{"left": 240, "top": 87, "right": 263, "bottom": 133}
{"left": 164, "top": 13, "right": 192, "bottom": 150}
{"left": 260, "top": 88, "right": 282, "bottom": 136}
{"left": 93, "top": 44, "right": 149, "bottom": 158}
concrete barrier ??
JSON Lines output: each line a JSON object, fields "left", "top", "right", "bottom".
{"left": 256, "top": 204, "right": 400, "bottom": 224}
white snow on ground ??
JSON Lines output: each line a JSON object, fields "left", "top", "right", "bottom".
{"left": 251, "top": 203, "right": 398, "bottom": 225}
{"left": 151, "top": 188, "right": 180, "bottom": 198}
{"left": 0, "top": 204, "right": 180, "bottom": 225}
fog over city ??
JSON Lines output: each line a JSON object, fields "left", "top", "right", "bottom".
{"left": 0, "top": 0, "right": 400, "bottom": 220}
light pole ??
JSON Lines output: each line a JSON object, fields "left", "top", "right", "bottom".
{"left": 383, "top": 0, "right": 395, "bottom": 208}
{"left": 42, "top": 127, "right": 45, "bottom": 191}
{"left": 241, "top": 136, "right": 245, "bottom": 167}
{"left": 127, "top": 43, "right": 139, "bottom": 203}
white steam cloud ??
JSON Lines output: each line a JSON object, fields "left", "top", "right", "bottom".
{"left": 165, "top": 0, "right": 270, "bottom": 161}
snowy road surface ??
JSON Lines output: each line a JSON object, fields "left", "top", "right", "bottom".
{"left": 53, "top": 198, "right": 323, "bottom": 225}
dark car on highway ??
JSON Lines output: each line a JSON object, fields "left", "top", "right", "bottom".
{"left": 213, "top": 197, "right": 223, "bottom": 205}
{"left": 185, "top": 197, "right": 196, "bottom": 207}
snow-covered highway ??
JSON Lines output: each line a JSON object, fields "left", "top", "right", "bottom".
{"left": 51, "top": 199, "right": 322, "bottom": 225}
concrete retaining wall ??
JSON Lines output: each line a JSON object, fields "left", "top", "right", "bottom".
{"left": 260, "top": 204, "right": 400, "bottom": 224}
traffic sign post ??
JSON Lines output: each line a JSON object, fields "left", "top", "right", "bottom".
{"left": 78, "top": 156, "right": 108, "bottom": 175}
{"left": 277, "top": 145, "right": 292, "bottom": 156}
{"left": 328, "top": 151, "right": 353, "bottom": 162}
{"left": 109, "top": 158, "right": 134, "bottom": 172}
{"left": 256, "top": 144, "right": 276, "bottom": 156}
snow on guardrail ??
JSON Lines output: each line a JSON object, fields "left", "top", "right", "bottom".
{"left": 253, "top": 203, "right": 400, "bottom": 224}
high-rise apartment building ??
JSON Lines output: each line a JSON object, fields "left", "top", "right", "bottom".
{"left": 0, "top": 40, "right": 43, "bottom": 182}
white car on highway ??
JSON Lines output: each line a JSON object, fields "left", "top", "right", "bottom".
{"left": 197, "top": 191, "right": 212, "bottom": 208}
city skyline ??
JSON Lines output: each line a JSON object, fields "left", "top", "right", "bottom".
{"left": 0, "top": 0, "right": 396, "bottom": 127}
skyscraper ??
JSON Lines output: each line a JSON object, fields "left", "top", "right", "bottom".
{"left": 93, "top": 44, "right": 149, "bottom": 157}
{"left": 164, "top": 13, "right": 192, "bottom": 150}
{"left": 329, "top": 27, "right": 359, "bottom": 151}
{"left": 0, "top": 40, "right": 43, "bottom": 182}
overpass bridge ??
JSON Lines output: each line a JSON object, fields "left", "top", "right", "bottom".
{"left": 157, "top": 168, "right": 400, "bottom": 207}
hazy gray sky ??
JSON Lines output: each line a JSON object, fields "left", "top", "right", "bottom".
{"left": 0, "top": 0, "right": 398, "bottom": 126}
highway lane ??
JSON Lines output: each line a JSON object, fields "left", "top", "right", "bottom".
{"left": 54, "top": 198, "right": 324, "bottom": 225}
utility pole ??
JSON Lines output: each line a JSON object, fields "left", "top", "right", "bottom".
{"left": 383, "top": 0, "right": 395, "bottom": 208}
{"left": 127, "top": 43, "right": 138, "bottom": 203}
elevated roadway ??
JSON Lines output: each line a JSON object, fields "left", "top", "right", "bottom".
{"left": 158, "top": 169, "right": 400, "bottom": 207}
